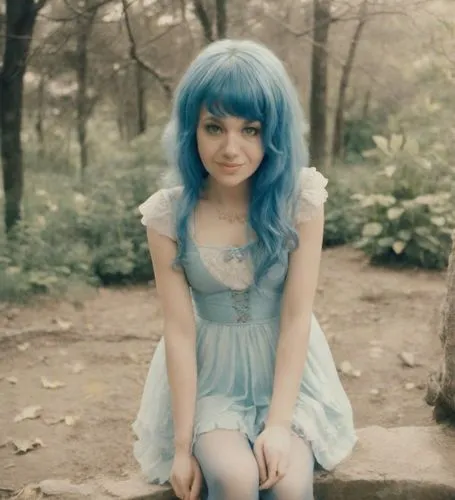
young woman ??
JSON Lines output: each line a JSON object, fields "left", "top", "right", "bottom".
{"left": 133, "top": 39, "right": 357, "bottom": 500}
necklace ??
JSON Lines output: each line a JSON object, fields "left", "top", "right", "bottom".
{"left": 216, "top": 207, "right": 248, "bottom": 224}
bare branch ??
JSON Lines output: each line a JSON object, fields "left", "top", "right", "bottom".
{"left": 193, "top": 0, "right": 213, "bottom": 43}
{"left": 120, "top": 0, "right": 172, "bottom": 99}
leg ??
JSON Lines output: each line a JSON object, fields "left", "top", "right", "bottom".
{"left": 193, "top": 429, "right": 260, "bottom": 500}
{"left": 261, "top": 434, "right": 314, "bottom": 500}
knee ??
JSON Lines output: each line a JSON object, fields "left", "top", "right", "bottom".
{"left": 205, "top": 456, "right": 259, "bottom": 498}
{"left": 267, "top": 475, "right": 314, "bottom": 500}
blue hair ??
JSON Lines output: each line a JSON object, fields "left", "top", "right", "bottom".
{"left": 162, "top": 39, "right": 309, "bottom": 285}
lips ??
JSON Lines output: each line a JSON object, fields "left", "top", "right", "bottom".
{"left": 219, "top": 162, "right": 243, "bottom": 169}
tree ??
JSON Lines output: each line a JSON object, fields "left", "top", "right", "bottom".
{"left": 75, "top": 0, "right": 99, "bottom": 174}
{"left": 426, "top": 231, "right": 455, "bottom": 425}
{"left": 309, "top": 0, "right": 331, "bottom": 171}
{"left": 331, "top": 0, "right": 368, "bottom": 161}
{"left": 193, "top": 0, "right": 228, "bottom": 43}
{"left": 0, "top": 0, "right": 48, "bottom": 233}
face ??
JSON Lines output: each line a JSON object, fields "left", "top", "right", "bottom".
{"left": 196, "top": 108, "right": 264, "bottom": 188}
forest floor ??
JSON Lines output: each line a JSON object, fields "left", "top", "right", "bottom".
{"left": 0, "top": 246, "right": 446, "bottom": 492}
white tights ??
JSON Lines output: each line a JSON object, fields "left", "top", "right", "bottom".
{"left": 193, "top": 430, "right": 314, "bottom": 500}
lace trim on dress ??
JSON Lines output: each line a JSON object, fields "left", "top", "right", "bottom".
{"left": 296, "top": 167, "right": 329, "bottom": 224}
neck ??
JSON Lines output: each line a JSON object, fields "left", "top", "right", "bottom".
{"left": 204, "top": 177, "right": 249, "bottom": 210}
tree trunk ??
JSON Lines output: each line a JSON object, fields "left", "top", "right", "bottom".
{"left": 76, "top": 3, "right": 96, "bottom": 176}
{"left": 35, "top": 73, "right": 46, "bottom": 159}
{"left": 0, "top": 0, "right": 42, "bottom": 233}
{"left": 309, "top": 0, "right": 331, "bottom": 171}
{"left": 332, "top": 0, "right": 367, "bottom": 161}
{"left": 426, "top": 230, "right": 455, "bottom": 425}
{"left": 135, "top": 62, "right": 147, "bottom": 135}
{"left": 362, "top": 89, "right": 371, "bottom": 120}
{"left": 215, "top": 0, "right": 227, "bottom": 39}
{"left": 193, "top": 0, "right": 214, "bottom": 43}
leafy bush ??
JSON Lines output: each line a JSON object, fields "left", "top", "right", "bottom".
{"left": 0, "top": 129, "right": 165, "bottom": 302}
{"left": 342, "top": 117, "right": 378, "bottom": 164}
{"left": 353, "top": 134, "right": 455, "bottom": 269}
{"left": 323, "top": 169, "right": 364, "bottom": 247}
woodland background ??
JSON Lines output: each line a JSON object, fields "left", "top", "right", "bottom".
{"left": 1, "top": 0, "right": 455, "bottom": 301}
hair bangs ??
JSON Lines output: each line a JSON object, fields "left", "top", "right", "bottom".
{"left": 201, "top": 62, "right": 267, "bottom": 124}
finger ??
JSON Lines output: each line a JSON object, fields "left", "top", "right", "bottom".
{"left": 170, "top": 479, "right": 182, "bottom": 499}
{"left": 189, "top": 465, "right": 202, "bottom": 500}
{"left": 259, "top": 455, "right": 279, "bottom": 490}
{"left": 253, "top": 442, "right": 268, "bottom": 485}
{"left": 174, "top": 479, "right": 189, "bottom": 500}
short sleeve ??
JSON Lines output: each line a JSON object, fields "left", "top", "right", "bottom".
{"left": 296, "top": 167, "right": 328, "bottom": 224}
{"left": 138, "top": 187, "right": 182, "bottom": 240}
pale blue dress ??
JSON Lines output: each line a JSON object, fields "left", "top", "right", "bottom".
{"left": 132, "top": 167, "right": 357, "bottom": 484}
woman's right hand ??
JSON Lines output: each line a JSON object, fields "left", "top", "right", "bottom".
{"left": 170, "top": 450, "right": 202, "bottom": 500}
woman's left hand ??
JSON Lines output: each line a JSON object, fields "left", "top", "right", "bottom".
{"left": 253, "top": 424, "right": 292, "bottom": 490}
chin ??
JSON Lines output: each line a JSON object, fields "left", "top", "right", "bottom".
{"left": 212, "top": 173, "right": 251, "bottom": 188}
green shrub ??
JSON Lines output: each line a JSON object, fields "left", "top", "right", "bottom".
{"left": 342, "top": 117, "right": 378, "bottom": 164}
{"left": 0, "top": 128, "right": 166, "bottom": 302}
{"left": 323, "top": 169, "right": 364, "bottom": 247}
{"left": 352, "top": 134, "right": 454, "bottom": 269}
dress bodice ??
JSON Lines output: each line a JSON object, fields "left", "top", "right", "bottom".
{"left": 185, "top": 236, "right": 288, "bottom": 324}
{"left": 138, "top": 167, "right": 328, "bottom": 325}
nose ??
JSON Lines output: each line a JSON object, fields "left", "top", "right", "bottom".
{"left": 221, "top": 132, "right": 240, "bottom": 159}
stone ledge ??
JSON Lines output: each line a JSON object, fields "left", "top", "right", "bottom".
{"left": 17, "top": 425, "right": 455, "bottom": 500}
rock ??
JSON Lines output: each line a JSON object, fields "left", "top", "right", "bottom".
{"left": 315, "top": 426, "right": 455, "bottom": 500}
{"left": 39, "top": 479, "right": 95, "bottom": 497}
{"left": 405, "top": 382, "right": 416, "bottom": 390}
{"left": 98, "top": 475, "right": 172, "bottom": 499}
{"left": 32, "top": 426, "right": 455, "bottom": 500}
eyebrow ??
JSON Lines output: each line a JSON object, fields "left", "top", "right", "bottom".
{"left": 202, "top": 115, "right": 261, "bottom": 125}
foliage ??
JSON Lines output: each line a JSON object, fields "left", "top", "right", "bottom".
{"left": 352, "top": 134, "right": 455, "bottom": 269}
{"left": 0, "top": 131, "right": 165, "bottom": 302}
{"left": 323, "top": 168, "right": 365, "bottom": 248}
{"left": 342, "top": 117, "right": 378, "bottom": 164}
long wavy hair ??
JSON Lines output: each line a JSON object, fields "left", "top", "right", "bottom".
{"left": 162, "top": 39, "right": 309, "bottom": 285}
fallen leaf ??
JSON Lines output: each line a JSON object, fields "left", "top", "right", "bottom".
{"left": 40, "top": 376, "right": 66, "bottom": 389}
{"left": 339, "top": 360, "right": 353, "bottom": 375}
{"left": 14, "top": 405, "right": 43, "bottom": 423}
{"left": 64, "top": 415, "right": 79, "bottom": 426}
{"left": 3, "top": 462, "right": 15, "bottom": 469}
{"left": 71, "top": 361, "right": 85, "bottom": 374}
{"left": 6, "top": 376, "right": 18, "bottom": 385}
{"left": 12, "top": 438, "right": 43, "bottom": 454}
{"left": 127, "top": 352, "right": 139, "bottom": 363}
{"left": 399, "top": 351, "right": 416, "bottom": 367}
{"left": 53, "top": 318, "right": 72, "bottom": 331}
{"left": 44, "top": 416, "right": 64, "bottom": 426}
{"left": 17, "top": 342, "right": 30, "bottom": 352}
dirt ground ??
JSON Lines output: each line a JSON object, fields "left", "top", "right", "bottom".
{"left": 0, "top": 246, "right": 448, "bottom": 492}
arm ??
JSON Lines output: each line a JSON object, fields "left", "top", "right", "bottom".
{"left": 266, "top": 206, "right": 325, "bottom": 428}
{"left": 146, "top": 226, "right": 197, "bottom": 454}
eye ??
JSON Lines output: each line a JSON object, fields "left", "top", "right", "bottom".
{"left": 243, "top": 126, "right": 260, "bottom": 137}
{"left": 204, "top": 123, "right": 222, "bottom": 135}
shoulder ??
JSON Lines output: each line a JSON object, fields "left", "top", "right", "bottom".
{"left": 138, "top": 186, "right": 183, "bottom": 240}
{"left": 296, "top": 167, "right": 328, "bottom": 224}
